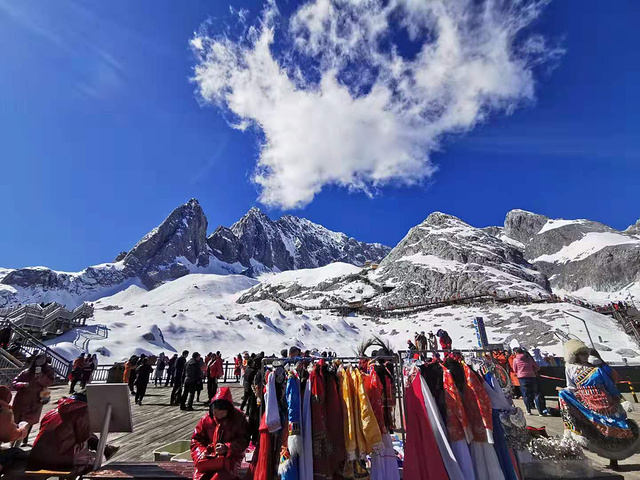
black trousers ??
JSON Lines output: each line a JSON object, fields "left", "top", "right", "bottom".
{"left": 128, "top": 373, "right": 137, "bottom": 394}
{"left": 165, "top": 370, "right": 174, "bottom": 387}
{"left": 207, "top": 378, "right": 218, "bottom": 401}
{"left": 181, "top": 383, "right": 197, "bottom": 408}
{"left": 69, "top": 378, "right": 81, "bottom": 394}
{"left": 170, "top": 382, "right": 183, "bottom": 405}
{"left": 135, "top": 383, "right": 148, "bottom": 404}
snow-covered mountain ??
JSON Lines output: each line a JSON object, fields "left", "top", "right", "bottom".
{"left": 0, "top": 200, "right": 389, "bottom": 308}
{"left": 45, "top": 267, "right": 639, "bottom": 365}
{"left": 371, "top": 212, "right": 550, "bottom": 306}
{"left": 207, "top": 207, "right": 390, "bottom": 274}
{"left": 495, "top": 210, "right": 640, "bottom": 303}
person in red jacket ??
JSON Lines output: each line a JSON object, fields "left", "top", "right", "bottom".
{"left": 206, "top": 353, "right": 224, "bottom": 403}
{"left": 12, "top": 353, "right": 55, "bottom": 446}
{"left": 191, "top": 387, "right": 249, "bottom": 480}
{"left": 27, "top": 392, "right": 119, "bottom": 471}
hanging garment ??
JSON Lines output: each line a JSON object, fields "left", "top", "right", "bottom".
{"left": 353, "top": 368, "right": 382, "bottom": 454}
{"left": 460, "top": 364, "right": 504, "bottom": 480}
{"left": 364, "top": 369, "right": 386, "bottom": 435}
{"left": 339, "top": 367, "right": 369, "bottom": 480}
{"left": 280, "top": 374, "right": 302, "bottom": 480}
{"left": 310, "top": 362, "right": 332, "bottom": 479}
{"left": 404, "top": 373, "right": 449, "bottom": 480}
{"left": 349, "top": 368, "right": 368, "bottom": 456}
{"left": 483, "top": 372, "right": 518, "bottom": 480}
{"left": 419, "top": 371, "right": 465, "bottom": 480}
{"left": 266, "top": 372, "right": 282, "bottom": 433}
{"left": 254, "top": 413, "right": 274, "bottom": 480}
{"left": 370, "top": 433, "right": 400, "bottom": 480}
{"left": 325, "top": 370, "right": 346, "bottom": 475}
{"left": 300, "top": 379, "right": 314, "bottom": 480}
{"left": 442, "top": 366, "right": 476, "bottom": 480}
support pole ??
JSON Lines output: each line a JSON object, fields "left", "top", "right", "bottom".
{"left": 93, "top": 403, "right": 112, "bottom": 470}
{"left": 564, "top": 311, "right": 596, "bottom": 350}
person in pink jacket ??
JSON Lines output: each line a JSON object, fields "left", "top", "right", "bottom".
{"left": 512, "top": 348, "right": 548, "bottom": 416}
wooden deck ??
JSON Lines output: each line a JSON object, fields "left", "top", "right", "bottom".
{"left": 29, "top": 383, "right": 245, "bottom": 464}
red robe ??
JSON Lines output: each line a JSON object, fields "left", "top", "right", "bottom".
{"left": 404, "top": 374, "right": 449, "bottom": 480}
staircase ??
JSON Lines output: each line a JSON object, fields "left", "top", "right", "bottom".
{"left": 0, "top": 302, "right": 94, "bottom": 336}
{"left": 0, "top": 347, "right": 23, "bottom": 387}
{"left": 0, "top": 320, "right": 72, "bottom": 382}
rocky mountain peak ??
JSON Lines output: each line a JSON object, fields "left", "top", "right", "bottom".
{"left": 123, "top": 199, "right": 210, "bottom": 289}
{"left": 504, "top": 209, "right": 549, "bottom": 244}
{"left": 625, "top": 220, "right": 640, "bottom": 235}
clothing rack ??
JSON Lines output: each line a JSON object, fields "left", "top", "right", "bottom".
{"left": 259, "top": 355, "right": 407, "bottom": 445}
{"left": 397, "top": 347, "right": 510, "bottom": 442}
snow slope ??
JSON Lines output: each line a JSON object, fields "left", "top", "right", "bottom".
{"left": 533, "top": 232, "right": 640, "bottom": 264}
{"left": 45, "top": 270, "right": 639, "bottom": 365}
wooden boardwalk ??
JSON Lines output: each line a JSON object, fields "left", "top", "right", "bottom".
{"left": 29, "top": 383, "right": 244, "bottom": 463}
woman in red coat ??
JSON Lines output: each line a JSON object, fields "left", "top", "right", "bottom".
{"left": 12, "top": 354, "right": 55, "bottom": 446}
{"left": 191, "top": 387, "right": 250, "bottom": 480}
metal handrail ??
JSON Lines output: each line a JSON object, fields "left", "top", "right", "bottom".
{"left": 0, "top": 320, "right": 72, "bottom": 379}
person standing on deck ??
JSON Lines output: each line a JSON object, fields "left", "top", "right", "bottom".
{"left": 171, "top": 351, "right": 189, "bottom": 405}
{"left": 134, "top": 357, "right": 154, "bottom": 406}
{"left": 81, "top": 354, "right": 96, "bottom": 389}
{"left": 512, "top": 348, "right": 548, "bottom": 416}
{"left": 206, "top": 353, "right": 223, "bottom": 404}
{"left": 233, "top": 354, "right": 242, "bottom": 381}
{"left": 12, "top": 353, "right": 55, "bottom": 447}
{"left": 69, "top": 353, "right": 85, "bottom": 395}
{"left": 181, "top": 352, "right": 202, "bottom": 411}
{"left": 154, "top": 353, "right": 166, "bottom": 387}
{"left": 166, "top": 354, "right": 178, "bottom": 387}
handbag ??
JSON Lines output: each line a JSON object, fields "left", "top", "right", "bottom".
{"left": 196, "top": 426, "right": 226, "bottom": 473}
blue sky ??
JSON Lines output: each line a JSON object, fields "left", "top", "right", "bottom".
{"left": 0, "top": 0, "right": 638, "bottom": 271}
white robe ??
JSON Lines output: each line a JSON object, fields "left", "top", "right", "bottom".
{"left": 469, "top": 441, "right": 506, "bottom": 480}
{"left": 419, "top": 374, "right": 466, "bottom": 480}
{"left": 370, "top": 433, "right": 400, "bottom": 480}
{"left": 299, "top": 380, "right": 313, "bottom": 480}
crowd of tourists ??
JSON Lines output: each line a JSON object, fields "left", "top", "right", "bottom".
{"left": 1, "top": 337, "right": 639, "bottom": 477}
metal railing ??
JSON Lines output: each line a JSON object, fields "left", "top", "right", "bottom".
{"left": 0, "top": 321, "right": 72, "bottom": 379}
{"left": 90, "top": 361, "right": 241, "bottom": 384}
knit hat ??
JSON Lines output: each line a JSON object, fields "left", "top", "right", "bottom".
{"left": 563, "top": 339, "right": 590, "bottom": 364}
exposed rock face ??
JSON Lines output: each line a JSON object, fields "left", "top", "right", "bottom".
{"left": 372, "top": 212, "right": 550, "bottom": 306}
{"left": 207, "top": 207, "right": 390, "bottom": 272}
{"left": 1, "top": 200, "right": 390, "bottom": 307}
{"left": 0, "top": 199, "right": 212, "bottom": 306}
{"left": 503, "top": 210, "right": 548, "bottom": 244}
{"left": 123, "top": 199, "right": 210, "bottom": 288}
{"left": 626, "top": 220, "right": 640, "bottom": 235}
{"left": 495, "top": 210, "right": 640, "bottom": 296}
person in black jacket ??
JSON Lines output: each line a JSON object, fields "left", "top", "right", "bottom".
{"left": 134, "top": 357, "right": 154, "bottom": 405}
{"left": 165, "top": 354, "right": 178, "bottom": 387}
{"left": 170, "top": 350, "right": 189, "bottom": 406}
{"left": 180, "top": 352, "right": 201, "bottom": 411}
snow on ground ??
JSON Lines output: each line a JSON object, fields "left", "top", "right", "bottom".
{"left": 533, "top": 232, "right": 640, "bottom": 264}
{"left": 45, "top": 272, "right": 639, "bottom": 365}
{"left": 257, "top": 263, "right": 361, "bottom": 287}
{"left": 555, "top": 283, "right": 640, "bottom": 306}
{"left": 537, "top": 219, "right": 589, "bottom": 235}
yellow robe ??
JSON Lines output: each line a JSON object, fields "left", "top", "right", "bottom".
{"left": 352, "top": 368, "right": 382, "bottom": 454}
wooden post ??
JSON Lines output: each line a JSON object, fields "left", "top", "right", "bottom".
{"left": 93, "top": 403, "right": 112, "bottom": 470}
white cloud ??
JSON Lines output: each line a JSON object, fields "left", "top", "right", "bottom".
{"left": 192, "top": 0, "right": 561, "bottom": 209}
